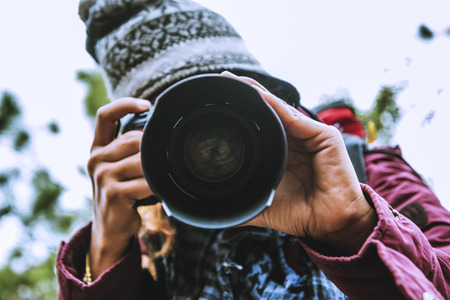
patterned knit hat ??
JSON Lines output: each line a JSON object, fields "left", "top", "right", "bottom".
{"left": 78, "top": 0, "right": 300, "bottom": 106}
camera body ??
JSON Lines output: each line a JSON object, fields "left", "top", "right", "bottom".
{"left": 122, "top": 74, "right": 287, "bottom": 229}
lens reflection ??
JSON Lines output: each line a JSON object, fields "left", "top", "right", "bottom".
{"left": 184, "top": 124, "right": 245, "bottom": 182}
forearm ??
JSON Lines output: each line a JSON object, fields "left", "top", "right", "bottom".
{"left": 299, "top": 185, "right": 449, "bottom": 300}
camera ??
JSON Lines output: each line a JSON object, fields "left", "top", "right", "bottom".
{"left": 121, "top": 74, "right": 287, "bottom": 229}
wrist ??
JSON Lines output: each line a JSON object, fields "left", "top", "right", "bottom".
{"left": 332, "top": 205, "right": 377, "bottom": 255}
{"left": 90, "top": 222, "right": 135, "bottom": 279}
{"left": 317, "top": 193, "right": 378, "bottom": 256}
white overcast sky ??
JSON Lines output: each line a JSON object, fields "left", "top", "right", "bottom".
{"left": 0, "top": 0, "right": 449, "bottom": 264}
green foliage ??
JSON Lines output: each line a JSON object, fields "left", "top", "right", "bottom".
{"left": 0, "top": 92, "right": 34, "bottom": 152}
{"left": 357, "top": 86, "right": 402, "bottom": 144}
{"left": 77, "top": 70, "right": 110, "bottom": 121}
{"left": 0, "top": 91, "right": 82, "bottom": 299}
{"left": 418, "top": 23, "right": 450, "bottom": 41}
{"left": 320, "top": 85, "right": 402, "bottom": 144}
{"left": 0, "top": 254, "right": 58, "bottom": 300}
{"left": 31, "top": 169, "right": 63, "bottom": 217}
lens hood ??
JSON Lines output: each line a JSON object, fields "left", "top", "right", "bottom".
{"left": 138, "top": 74, "right": 287, "bottom": 229}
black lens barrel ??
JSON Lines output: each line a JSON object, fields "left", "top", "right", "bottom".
{"left": 125, "top": 74, "right": 287, "bottom": 229}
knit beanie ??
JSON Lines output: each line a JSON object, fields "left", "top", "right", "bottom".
{"left": 78, "top": 0, "right": 300, "bottom": 106}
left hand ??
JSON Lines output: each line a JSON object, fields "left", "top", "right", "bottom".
{"left": 221, "top": 72, "right": 377, "bottom": 255}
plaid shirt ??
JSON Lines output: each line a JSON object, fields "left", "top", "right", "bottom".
{"left": 143, "top": 221, "right": 347, "bottom": 299}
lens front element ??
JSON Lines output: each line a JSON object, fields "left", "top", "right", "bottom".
{"left": 169, "top": 107, "right": 259, "bottom": 198}
{"left": 184, "top": 123, "right": 245, "bottom": 182}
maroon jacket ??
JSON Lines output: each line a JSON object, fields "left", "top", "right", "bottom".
{"left": 57, "top": 146, "right": 450, "bottom": 299}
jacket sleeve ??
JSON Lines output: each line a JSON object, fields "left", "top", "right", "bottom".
{"left": 299, "top": 147, "right": 450, "bottom": 300}
{"left": 56, "top": 222, "right": 157, "bottom": 300}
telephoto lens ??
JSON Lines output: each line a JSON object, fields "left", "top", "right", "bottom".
{"left": 122, "top": 74, "right": 287, "bottom": 229}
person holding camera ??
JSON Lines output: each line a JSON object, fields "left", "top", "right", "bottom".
{"left": 57, "top": 0, "right": 450, "bottom": 299}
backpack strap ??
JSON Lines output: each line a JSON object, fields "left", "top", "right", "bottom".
{"left": 342, "top": 133, "right": 368, "bottom": 184}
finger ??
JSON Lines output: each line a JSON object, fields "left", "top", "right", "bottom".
{"left": 114, "top": 177, "right": 153, "bottom": 206}
{"left": 238, "top": 213, "right": 267, "bottom": 228}
{"left": 134, "top": 195, "right": 159, "bottom": 207}
{"left": 251, "top": 85, "right": 332, "bottom": 140}
{"left": 220, "top": 71, "right": 319, "bottom": 136}
{"left": 92, "top": 98, "right": 150, "bottom": 149}
{"left": 220, "top": 71, "right": 330, "bottom": 139}
{"left": 95, "top": 130, "right": 143, "bottom": 163}
{"left": 111, "top": 152, "right": 144, "bottom": 181}
{"left": 220, "top": 71, "right": 269, "bottom": 92}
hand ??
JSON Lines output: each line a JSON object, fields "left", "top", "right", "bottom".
{"left": 87, "top": 98, "right": 152, "bottom": 279}
{"left": 221, "top": 72, "right": 377, "bottom": 255}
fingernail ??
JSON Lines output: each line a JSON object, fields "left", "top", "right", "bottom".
{"left": 251, "top": 84, "right": 268, "bottom": 94}
{"left": 138, "top": 99, "right": 150, "bottom": 109}
{"left": 220, "top": 71, "right": 239, "bottom": 78}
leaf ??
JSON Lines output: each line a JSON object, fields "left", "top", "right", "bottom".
{"left": 47, "top": 121, "right": 60, "bottom": 134}
{"left": 55, "top": 214, "right": 75, "bottom": 232}
{"left": 77, "top": 70, "right": 110, "bottom": 121}
{"left": 13, "top": 130, "right": 30, "bottom": 151}
{"left": 418, "top": 24, "right": 434, "bottom": 40}
{"left": 367, "top": 121, "right": 377, "bottom": 144}
{"left": 0, "top": 169, "right": 20, "bottom": 188}
{"left": 77, "top": 165, "right": 88, "bottom": 177}
{"left": 0, "top": 91, "right": 21, "bottom": 135}
{"left": 0, "top": 174, "right": 9, "bottom": 186}
{"left": 9, "top": 247, "right": 23, "bottom": 260}
{"left": 30, "top": 169, "right": 64, "bottom": 218}
{"left": 421, "top": 110, "right": 436, "bottom": 127}
{"left": 0, "top": 205, "right": 12, "bottom": 219}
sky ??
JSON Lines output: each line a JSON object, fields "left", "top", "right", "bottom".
{"left": 0, "top": 0, "right": 449, "bottom": 265}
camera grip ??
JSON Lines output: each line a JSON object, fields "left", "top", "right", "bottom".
{"left": 120, "top": 111, "right": 150, "bottom": 134}
{"left": 133, "top": 195, "right": 160, "bottom": 208}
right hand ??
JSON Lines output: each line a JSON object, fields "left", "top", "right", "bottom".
{"left": 87, "top": 98, "right": 152, "bottom": 279}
